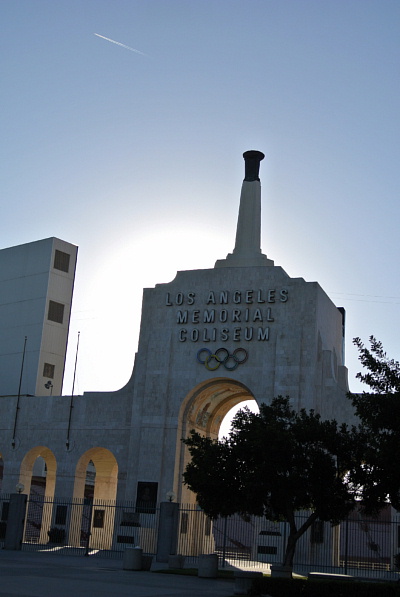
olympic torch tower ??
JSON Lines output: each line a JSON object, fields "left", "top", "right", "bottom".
{"left": 124, "top": 149, "right": 350, "bottom": 505}
{"left": 215, "top": 150, "right": 274, "bottom": 268}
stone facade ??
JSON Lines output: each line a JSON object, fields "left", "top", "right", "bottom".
{"left": 0, "top": 152, "right": 353, "bottom": 508}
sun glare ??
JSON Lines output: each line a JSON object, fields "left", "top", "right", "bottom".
{"left": 218, "top": 400, "right": 259, "bottom": 440}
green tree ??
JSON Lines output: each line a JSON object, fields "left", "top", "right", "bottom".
{"left": 349, "top": 336, "right": 400, "bottom": 512}
{"left": 183, "top": 397, "right": 363, "bottom": 570}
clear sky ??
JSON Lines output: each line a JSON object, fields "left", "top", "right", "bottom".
{"left": 2, "top": 1, "right": 399, "bottom": 417}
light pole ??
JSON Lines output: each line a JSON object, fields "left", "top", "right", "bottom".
{"left": 16, "top": 483, "right": 24, "bottom": 494}
{"left": 44, "top": 380, "right": 53, "bottom": 395}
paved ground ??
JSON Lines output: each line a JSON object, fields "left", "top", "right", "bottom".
{"left": 0, "top": 550, "right": 237, "bottom": 597}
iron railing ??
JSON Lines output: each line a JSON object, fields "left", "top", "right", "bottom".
{"left": 177, "top": 504, "right": 400, "bottom": 579}
{"left": 1, "top": 494, "right": 399, "bottom": 579}
{"left": 0, "top": 493, "right": 10, "bottom": 542}
{"left": 22, "top": 495, "right": 159, "bottom": 558}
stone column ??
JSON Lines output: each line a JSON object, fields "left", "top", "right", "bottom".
{"left": 156, "top": 501, "right": 179, "bottom": 562}
{"left": 4, "top": 493, "right": 27, "bottom": 550}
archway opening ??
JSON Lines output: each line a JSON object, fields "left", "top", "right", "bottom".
{"left": 73, "top": 448, "right": 118, "bottom": 503}
{"left": 174, "top": 378, "right": 259, "bottom": 558}
{"left": 19, "top": 447, "right": 57, "bottom": 498}
{"left": 19, "top": 447, "right": 57, "bottom": 544}
{"left": 176, "top": 377, "right": 258, "bottom": 504}
{"left": 70, "top": 448, "right": 118, "bottom": 550}
{"left": 84, "top": 460, "right": 96, "bottom": 500}
{"left": 31, "top": 456, "right": 47, "bottom": 497}
{"left": 218, "top": 399, "right": 260, "bottom": 439}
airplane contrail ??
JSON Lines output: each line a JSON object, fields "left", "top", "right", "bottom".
{"left": 94, "top": 33, "right": 146, "bottom": 56}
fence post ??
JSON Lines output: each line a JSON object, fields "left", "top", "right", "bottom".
{"left": 221, "top": 516, "right": 228, "bottom": 567}
{"left": 84, "top": 497, "right": 94, "bottom": 556}
{"left": 344, "top": 516, "right": 349, "bottom": 575}
{"left": 156, "top": 502, "right": 179, "bottom": 562}
{"left": 4, "top": 493, "right": 27, "bottom": 550}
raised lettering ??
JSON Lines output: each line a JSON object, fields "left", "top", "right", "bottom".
{"left": 233, "top": 290, "right": 241, "bottom": 304}
{"left": 267, "top": 307, "right": 274, "bottom": 322}
{"left": 245, "top": 290, "right": 253, "bottom": 304}
{"left": 202, "top": 328, "right": 210, "bottom": 342}
{"left": 253, "top": 308, "right": 263, "bottom": 322}
{"left": 219, "top": 310, "right": 228, "bottom": 323}
{"left": 221, "top": 328, "right": 229, "bottom": 341}
{"left": 176, "top": 292, "right": 184, "bottom": 306}
{"left": 177, "top": 311, "right": 188, "bottom": 324}
{"left": 187, "top": 292, "right": 196, "bottom": 305}
{"left": 280, "top": 289, "right": 288, "bottom": 302}
{"left": 165, "top": 293, "right": 172, "bottom": 306}
{"left": 191, "top": 329, "right": 199, "bottom": 342}
{"left": 203, "top": 309, "right": 215, "bottom": 323}
{"left": 192, "top": 310, "right": 200, "bottom": 323}
{"left": 232, "top": 309, "right": 241, "bottom": 322}
{"left": 206, "top": 291, "right": 216, "bottom": 305}
{"left": 233, "top": 327, "right": 241, "bottom": 341}
{"left": 268, "top": 290, "right": 275, "bottom": 303}
{"left": 220, "top": 291, "right": 228, "bottom": 304}
{"left": 258, "top": 327, "right": 270, "bottom": 341}
{"left": 257, "top": 290, "right": 266, "bottom": 303}
{"left": 244, "top": 327, "right": 253, "bottom": 341}
{"left": 178, "top": 329, "right": 187, "bottom": 342}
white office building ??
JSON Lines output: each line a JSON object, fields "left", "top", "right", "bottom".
{"left": 0, "top": 237, "right": 77, "bottom": 397}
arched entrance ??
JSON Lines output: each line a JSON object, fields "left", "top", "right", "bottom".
{"left": 72, "top": 447, "right": 118, "bottom": 502}
{"left": 69, "top": 448, "right": 118, "bottom": 550}
{"left": 19, "top": 447, "right": 57, "bottom": 544}
{"left": 19, "top": 446, "right": 57, "bottom": 498}
{"left": 172, "top": 378, "right": 257, "bottom": 557}
{"left": 175, "top": 377, "right": 257, "bottom": 504}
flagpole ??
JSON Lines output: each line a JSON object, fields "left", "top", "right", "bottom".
{"left": 12, "top": 336, "right": 27, "bottom": 448}
{"left": 72, "top": 331, "right": 80, "bottom": 398}
{"left": 66, "top": 331, "right": 80, "bottom": 449}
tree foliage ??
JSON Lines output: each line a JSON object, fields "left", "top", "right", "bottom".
{"left": 183, "top": 397, "right": 363, "bottom": 567}
{"left": 353, "top": 336, "right": 400, "bottom": 395}
{"left": 349, "top": 336, "right": 400, "bottom": 512}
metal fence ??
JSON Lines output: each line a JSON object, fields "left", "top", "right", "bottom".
{"left": 1, "top": 493, "right": 400, "bottom": 579}
{"left": 22, "top": 495, "right": 160, "bottom": 558}
{"left": 0, "top": 493, "right": 10, "bottom": 543}
{"left": 177, "top": 504, "right": 400, "bottom": 579}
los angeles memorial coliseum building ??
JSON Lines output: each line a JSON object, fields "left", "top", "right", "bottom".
{"left": 0, "top": 151, "right": 352, "bottom": 519}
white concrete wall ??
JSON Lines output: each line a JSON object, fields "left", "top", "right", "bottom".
{"left": 123, "top": 263, "right": 354, "bottom": 501}
{"left": 0, "top": 259, "right": 354, "bottom": 506}
{"left": 0, "top": 237, "right": 77, "bottom": 397}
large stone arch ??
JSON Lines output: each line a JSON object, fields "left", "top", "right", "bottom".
{"left": 174, "top": 377, "right": 257, "bottom": 504}
{"left": 72, "top": 447, "right": 118, "bottom": 502}
{"left": 19, "top": 446, "right": 57, "bottom": 498}
{"left": 69, "top": 447, "right": 119, "bottom": 550}
{"left": 18, "top": 447, "right": 57, "bottom": 543}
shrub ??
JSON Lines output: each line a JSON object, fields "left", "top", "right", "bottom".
{"left": 250, "top": 577, "right": 400, "bottom": 597}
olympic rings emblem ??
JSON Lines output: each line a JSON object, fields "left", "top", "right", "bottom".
{"left": 196, "top": 347, "right": 248, "bottom": 371}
